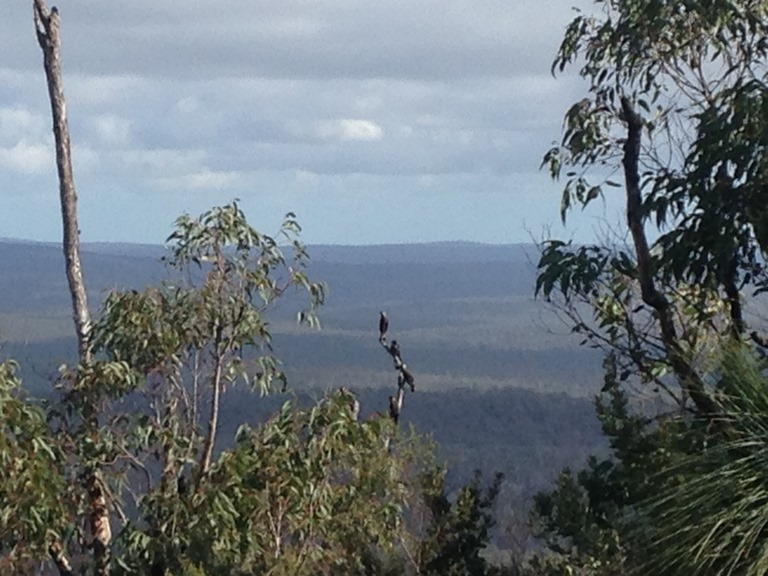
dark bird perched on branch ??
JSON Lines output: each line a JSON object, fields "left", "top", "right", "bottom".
{"left": 338, "top": 386, "right": 360, "bottom": 421}
{"left": 379, "top": 311, "right": 389, "bottom": 342}
{"left": 389, "top": 340, "right": 401, "bottom": 363}
{"left": 377, "top": 312, "right": 415, "bottom": 429}
{"left": 401, "top": 366, "right": 415, "bottom": 393}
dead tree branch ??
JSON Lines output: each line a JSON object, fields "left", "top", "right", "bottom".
{"left": 378, "top": 312, "right": 415, "bottom": 426}
{"left": 33, "top": 0, "right": 92, "bottom": 364}
{"left": 34, "top": 3, "right": 108, "bottom": 573}
{"left": 47, "top": 541, "right": 74, "bottom": 576}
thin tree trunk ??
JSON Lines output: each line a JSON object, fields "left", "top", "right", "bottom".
{"left": 33, "top": 3, "right": 109, "bottom": 574}
{"left": 620, "top": 96, "right": 718, "bottom": 416}
{"left": 198, "top": 249, "right": 227, "bottom": 483}
{"left": 33, "top": 0, "right": 91, "bottom": 364}
{"left": 199, "top": 343, "right": 224, "bottom": 480}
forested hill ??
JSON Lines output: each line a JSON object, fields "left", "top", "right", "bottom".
{"left": 0, "top": 239, "right": 604, "bottom": 495}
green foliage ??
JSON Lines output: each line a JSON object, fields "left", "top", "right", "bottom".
{"left": 636, "top": 344, "right": 768, "bottom": 576}
{"left": 115, "top": 394, "right": 431, "bottom": 575}
{"left": 535, "top": 6, "right": 768, "bottom": 571}
{"left": 528, "top": 358, "right": 639, "bottom": 575}
{"left": 0, "top": 360, "right": 68, "bottom": 571}
{"left": 539, "top": 0, "right": 768, "bottom": 318}
{"left": 0, "top": 203, "right": 516, "bottom": 575}
{"left": 414, "top": 468, "right": 505, "bottom": 576}
{"left": 0, "top": 204, "right": 330, "bottom": 572}
{"left": 94, "top": 202, "right": 324, "bottom": 392}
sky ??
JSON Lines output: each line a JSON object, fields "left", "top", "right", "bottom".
{"left": 0, "top": 0, "right": 623, "bottom": 246}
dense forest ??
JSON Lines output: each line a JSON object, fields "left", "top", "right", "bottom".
{"left": 6, "top": 0, "right": 768, "bottom": 575}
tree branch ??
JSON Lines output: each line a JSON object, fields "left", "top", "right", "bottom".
{"left": 378, "top": 314, "right": 415, "bottom": 426}
{"left": 199, "top": 355, "right": 223, "bottom": 480}
{"left": 198, "top": 326, "right": 225, "bottom": 482}
{"left": 48, "top": 540, "right": 74, "bottom": 576}
{"left": 724, "top": 256, "right": 745, "bottom": 336}
{"left": 621, "top": 96, "right": 719, "bottom": 416}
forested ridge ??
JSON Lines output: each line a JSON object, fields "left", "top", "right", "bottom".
{"left": 6, "top": 0, "right": 768, "bottom": 574}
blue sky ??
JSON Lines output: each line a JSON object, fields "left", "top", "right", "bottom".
{"left": 1, "top": 0, "right": 622, "bottom": 245}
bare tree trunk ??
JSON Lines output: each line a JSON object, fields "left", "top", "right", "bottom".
{"left": 620, "top": 96, "right": 718, "bottom": 416}
{"left": 198, "top": 249, "right": 227, "bottom": 483}
{"left": 33, "top": 3, "right": 109, "bottom": 574}
{"left": 199, "top": 343, "right": 224, "bottom": 480}
{"left": 33, "top": 0, "right": 91, "bottom": 364}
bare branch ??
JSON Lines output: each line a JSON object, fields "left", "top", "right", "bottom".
{"left": 198, "top": 342, "right": 224, "bottom": 481}
{"left": 33, "top": 0, "right": 91, "bottom": 364}
{"left": 378, "top": 313, "right": 416, "bottom": 426}
{"left": 48, "top": 540, "right": 74, "bottom": 576}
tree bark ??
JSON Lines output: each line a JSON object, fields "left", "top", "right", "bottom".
{"left": 199, "top": 341, "right": 224, "bottom": 481}
{"left": 34, "top": 3, "right": 109, "bottom": 574}
{"left": 33, "top": 0, "right": 91, "bottom": 364}
{"left": 48, "top": 541, "right": 74, "bottom": 576}
{"left": 620, "top": 96, "right": 719, "bottom": 416}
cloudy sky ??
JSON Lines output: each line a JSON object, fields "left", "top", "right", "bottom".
{"left": 1, "top": 0, "right": 619, "bottom": 245}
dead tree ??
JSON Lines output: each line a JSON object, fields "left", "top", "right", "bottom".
{"left": 33, "top": 0, "right": 91, "bottom": 364}
{"left": 33, "top": 2, "right": 110, "bottom": 574}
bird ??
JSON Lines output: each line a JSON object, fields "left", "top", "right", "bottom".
{"left": 379, "top": 311, "right": 389, "bottom": 342}
{"left": 402, "top": 366, "right": 415, "bottom": 393}
{"left": 389, "top": 340, "right": 401, "bottom": 361}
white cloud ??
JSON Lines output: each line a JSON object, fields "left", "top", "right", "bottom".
{"left": 72, "top": 145, "right": 100, "bottom": 173}
{"left": 154, "top": 170, "right": 243, "bottom": 191}
{"left": 338, "top": 119, "right": 383, "bottom": 142}
{"left": 0, "top": 107, "right": 48, "bottom": 145}
{"left": 0, "top": 140, "right": 52, "bottom": 174}
{"left": 66, "top": 75, "right": 148, "bottom": 107}
{"left": 0, "top": 0, "right": 595, "bottom": 244}
{"left": 174, "top": 97, "right": 203, "bottom": 115}
{"left": 315, "top": 119, "right": 383, "bottom": 142}
{"left": 118, "top": 149, "right": 209, "bottom": 175}
{"left": 92, "top": 114, "right": 132, "bottom": 146}
{"left": 295, "top": 170, "right": 320, "bottom": 187}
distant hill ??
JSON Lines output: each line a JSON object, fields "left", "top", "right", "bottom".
{"left": 306, "top": 241, "right": 535, "bottom": 264}
{"left": 0, "top": 238, "right": 601, "bottom": 391}
{"left": 0, "top": 239, "right": 605, "bottom": 500}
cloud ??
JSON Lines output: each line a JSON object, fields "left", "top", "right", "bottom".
{"left": 91, "top": 115, "right": 132, "bottom": 146}
{"left": 0, "top": 107, "right": 48, "bottom": 144}
{"left": 3, "top": 0, "right": 587, "bottom": 81}
{"left": 0, "top": 0, "right": 595, "bottom": 244}
{"left": 117, "top": 149, "right": 209, "bottom": 176}
{"left": 0, "top": 140, "right": 52, "bottom": 174}
{"left": 153, "top": 170, "right": 244, "bottom": 192}
{"left": 314, "top": 119, "right": 383, "bottom": 142}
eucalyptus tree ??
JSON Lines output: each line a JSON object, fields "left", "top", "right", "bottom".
{"left": 0, "top": 362, "right": 68, "bottom": 574}
{"left": 53, "top": 204, "right": 324, "bottom": 573}
{"left": 538, "top": 0, "right": 768, "bottom": 411}
{"left": 534, "top": 0, "right": 768, "bottom": 573}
